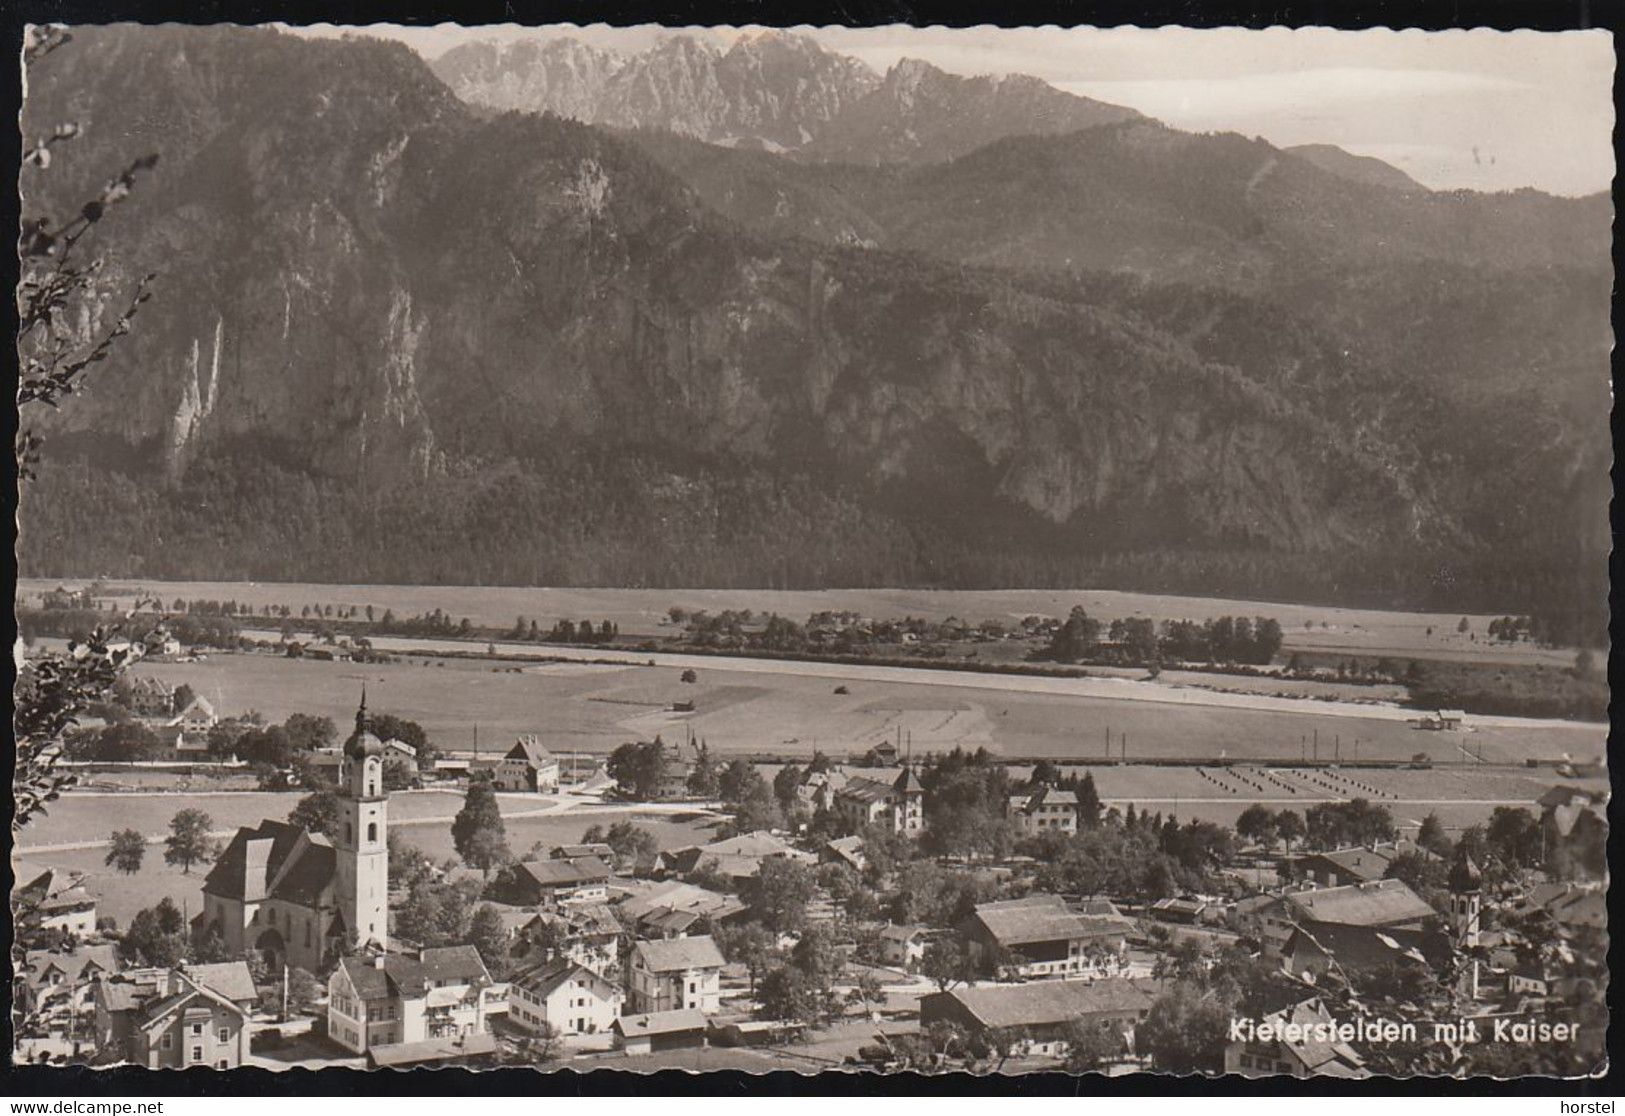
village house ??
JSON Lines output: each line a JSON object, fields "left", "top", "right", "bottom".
{"left": 1006, "top": 786, "right": 1080, "bottom": 835}
{"left": 503, "top": 856, "right": 612, "bottom": 908}
{"left": 122, "top": 676, "right": 177, "bottom": 717}
{"left": 168, "top": 695, "right": 219, "bottom": 735}
{"left": 1224, "top": 998, "right": 1371, "bottom": 1079}
{"left": 507, "top": 959, "right": 623, "bottom": 1038}
{"left": 1283, "top": 921, "right": 1454, "bottom": 983}
{"left": 1255, "top": 878, "right": 1438, "bottom": 959}
{"left": 15, "top": 943, "right": 120, "bottom": 1022}
{"left": 520, "top": 903, "right": 623, "bottom": 976}
{"left": 626, "top": 935, "right": 726, "bottom": 1015}
{"left": 327, "top": 945, "right": 507, "bottom": 1057}
{"left": 833, "top": 768, "right": 925, "bottom": 835}
{"left": 552, "top": 843, "right": 614, "bottom": 861}
{"left": 1285, "top": 841, "right": 1428, "bottom": 888}
{"left": 879, "top": 924, "right": 933, "bottom": 971}
{"left": 613, "top": 1009, "right": 709, "bottom": 1055}
{"left": 25, "top": 881, "right": 99, "bottom": 940}
{"left": 919, "top": 979, "right": 1154, "bottom": 1060}
{"left": 116, "top": 967, "right": 254, "bottom": 1070}
{"left": 796, "top": 769, "right": 850, "bottom": 814}
{"left": 959, "top": 895, "right": 1133, "bottom": 980}
{"left": 820, "top": 835, "right": 866, "bottom": 874}
{"left": 473, "top": 735, "right": 560, "bottom": 793}
{"left": 197, "top": 698, "right": 392, "bottom": 970}
{"left": 658, "top": 830, "right": 815, "bottom": 888}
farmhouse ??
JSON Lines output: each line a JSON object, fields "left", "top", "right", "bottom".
{"left": 168, "top": 695, "right": 219, "bottom": 734}
{"left": 504, "top": 857, "right": 613, "bottom": 908}
{"left": 14, "top": 856, "right": 98, "bottom": 938}
{"left": 327, "top": 945, "right": 507, "bottom": 1056}
{"left": 879, "top": 924, "right": 932, "bottom": 971}
{"left": 659, "top": 830, "right": 814, "bottom": 886}
{"left": 1283, "top": 922, "right": 1453, "bottom": 982}
{"left": 507, "top": 959, "right": 622, "bottom": 1037}
{"left": 627, "top": 935, "right": 725, "bottom": 1015}
{"left": 1286, "top": 841, "right": 1428, "bottom": 888}
{"left": 197, "top": 699, "right": 391, "bottom": 971}
{"left": 123, "top": 677, "right": 176, "bottom": 717}
{"left": 1257, "top": 879, "right": 1437, "bottom": 959}
{"left": 919, "top": 979, "right": 1154, "bottom": 1059}
{"left": 959, "top": 895, "right": 1132, "bottom": 980}
{"left": 473, "top": 735, "right": 560, "bottom": 793}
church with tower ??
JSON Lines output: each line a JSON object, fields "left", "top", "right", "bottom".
{"left": 196, "top": 696, "right": 392, "bottom": 972}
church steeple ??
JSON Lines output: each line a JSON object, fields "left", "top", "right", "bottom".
{"left": 334, "top": 689, "right": 389, "bottom": 957}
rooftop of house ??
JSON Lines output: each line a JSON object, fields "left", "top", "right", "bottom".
{"left": 179, "top": 961, "right": 257, "bottom": 1005}
{"left": 509, "top": 959, "right": 613, "bottom": 1000}
{"left": 967, "top": 894, "right": 1131, "bottom": 946}
{"left": 519, "top": 856, "right": 612, "bottom": 888}
{"left": 1287, "top": 921, "right": 1453, "bottom": 973}
{"left": 553, "top": 843, "right": 614, "bottom": 860}
{"left": 928, "top": 978, "right": 1155, "bottom": 1030}
{"left": 367, "top": 1031, "right": 499, "bottom": 1067}
{"left": 1250, "top": 998, "right": 1370, "bottom": 1078}
{"left": 631, "top": 935, "right": 726, "bottom": 973}
{"left": 20, "top": 943, "right": 121, "bottom": 989}
{"left": 613, "top": 1008, "right": 710, "bottom": 1037}
{"left": 617, "top": 880, "right": 738, "bottom": 922}
{"left": 337, "top": 946, "right": 491, "bottom": 1002}
{"left": 504, "top": 736, "right": 556, "bottom": 766}
{"left": 1284, "top": 879, "right": 1437, "bottom": 928}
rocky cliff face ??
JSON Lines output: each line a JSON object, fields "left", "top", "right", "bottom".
{"left": 17, "top": 25, "right": 1609, "bottom": 611}
{"left": 799, "top": 58, "right": 1142, "bottom": 164}
{"left": 431, "top": 31, "right": 880, "bottom": 151}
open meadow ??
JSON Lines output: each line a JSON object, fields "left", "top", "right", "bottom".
{"left": 17, "top": 578, "right": 1583, "bottom": 666}
{"left": 123, "top": 647, "right": 1606, "bottom": 766}
{"left": 14, "top": 788, "right": 718, "bottom": 927}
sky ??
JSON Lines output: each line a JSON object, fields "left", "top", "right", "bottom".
{"left": 284, "top": 23, "right": 1615, "bottom": 196}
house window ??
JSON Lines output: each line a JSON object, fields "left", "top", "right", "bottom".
{"left": 218, "top": 1027, "right": 230, "bottom": 1043}
{"left": 191, "top": 1046, "right": 204, "bottom": 1062}
{"left": 192, "top": 1023, "right": 204, "bottom": 1036}
{"left": 162, "top": 1033, "right": 172, "bottom": 1050}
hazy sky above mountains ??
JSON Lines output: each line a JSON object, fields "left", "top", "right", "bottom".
{"left": 288, "top": 23, "right": 1614, "bottom": 196}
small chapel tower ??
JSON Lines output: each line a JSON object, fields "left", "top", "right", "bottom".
{"left": 335, "top": 690, "right": 390, "bottom": 954}
{"left": 1447, "top": 845, "right": 1483, "bottom": 948}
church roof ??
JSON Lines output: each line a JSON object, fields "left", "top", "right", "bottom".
{"left": 1448, "top": 850, "right": 1483, "bottom": 893}
{"left": 344, "top": 694, "right": 385, "bottom": 759}
{"left": 204, "top": 819, "right": 336, "bottom": 907}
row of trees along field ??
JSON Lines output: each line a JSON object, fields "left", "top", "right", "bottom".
{"left": 1041, "top": 607, "right": 1285, "bottom": 665}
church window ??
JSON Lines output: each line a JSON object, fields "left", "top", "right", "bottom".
{"left": 346, "top": 822, "right": 353, "bottom": 843}
{"left": 368, "top": 822, "right": 377, "bottom": 843}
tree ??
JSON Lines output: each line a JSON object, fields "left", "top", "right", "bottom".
{"left": 755, "top": 965, "right": 818, "bottom": 1024}
{"left": 743, "top": 857, "right": 817, "bottom": 933}
{"left": 82, "top": 721, "right": 162, "bottom": 762}
{"left": 1274, "top": 809, "right": 1305, "bottom": 851}
{"left": 286, "top": 967, "right": 320, "bottom": 1016}
{"left": 718, "top": 758, "right": 758, "bottom": 804}
{"left": 104, "top": 828, "right": 147, "bottom": 875}
{"left": 452, "top": 776, "right": 511, "bottom": 877}
{"left": 790, "top": 924, "right": 842, "bottom": 995}
{"left": 680, "top": 669, "right": 698, "bottom": 684}
{"left": 395, "top": 879, "right": 482, "bottom": 947}
{"left": 468, "top": 904, "right": 513, "bottom": 980}
{"left": 121, "top": 898, "right": 188, "bottom": 967}
{"left": 1416, "top": 812, "right": 1453, "bottom": 857}
{"left": 920, "top": 938, "right": 976, "bottom": 992}
{"left": 282, "top": 713, "right": 337, "bottom": 753}
{"left": 846, "top": 969, "right": 886, "bottom": 1017}
{"left": 1235, "top": 804, "right": 1278, "bottom": 848}
{"left": 288, "top": 789, "right": 341, "bottom": 837}
{"left": 687, "top": 741, "right": 720, "bottom": 797}
{"left": 170, "top": 683, "right": 198, "bottom": 716}
{"left": 605, "top": 740, "right": 666, "bottom": 800}
{"left": 1063, "top": 1019, "right": 1124, "bottom": 1073}
{"left": 387, "top": 831, "right": 437, "bottom": 891}
{"left": 381, "top": 754, "right": 417, "bottom": 791}
{"left": 772, "top": 763, "right": 805, "bottom": 813}
{"left": 163, "top": 808, "right": 216, "bottom": 874}
{"left": 603, "top": 821, "right": 659, "bottom": 871}
{"left": 717, "top": 922, "right": 777, "bottom": 995}
{"left": 1138, "top": 983, "right": 1232, "bottom": 1074}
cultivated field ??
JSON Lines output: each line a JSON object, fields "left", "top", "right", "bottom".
{"left": 121, "top": 648, "right": 1606, "bottom": 766}
{"left": 17, "top": 578, "right": 1582, "bottom": 665}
